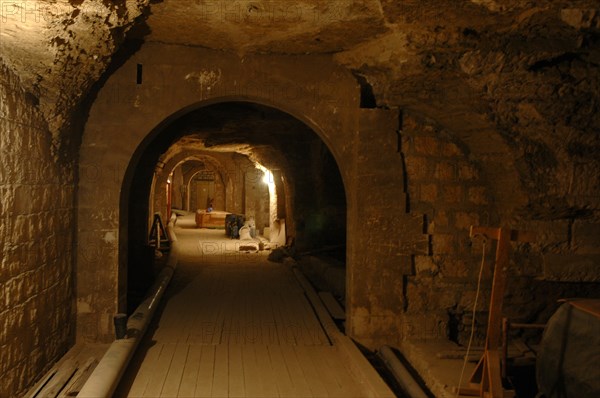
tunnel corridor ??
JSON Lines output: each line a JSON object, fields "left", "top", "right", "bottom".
{"left": 124, "top": 101, "right": 347, "bottom": 316}
{"left": 116, "top": 216, "right": 395, "bottom": 397}
{"left": 3, "top": 2, "right": 600, "bottom": 396}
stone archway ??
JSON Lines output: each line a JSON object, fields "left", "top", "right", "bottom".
{"left": 76, "top": 47, "right": 357, "bottom": 342}
{"left": 151, "top": 151, "right": 233, "bottom": 221}
{"left": 77, "top": 44, "right": 423, "bottom": 348}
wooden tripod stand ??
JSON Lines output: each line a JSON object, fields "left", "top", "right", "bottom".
{"left": 458, "top": 226, "right": 535, "bottom": 398}
{"left": 149, "top": 213, "right": 170, "bottom": 251}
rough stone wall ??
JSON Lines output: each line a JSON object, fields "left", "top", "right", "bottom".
{"left": 0, "top": 66, "right": 75, "bottom": 397}
{"left": 401, "top": 112, "right": 497, "bottom": 343}
{"left": 171, "top": 165, "right": 184, "bottom": 210}
{"left": 346, "top": 109, "right": 429, "bottom": 349}
{"left": 247, "top": 147, "right": 296, "bottom": 241}
{"left": 243, "top": 167, "right": 270, "bottom": 233}
{"left": 458, "top": 9, "right": 600, "bottom": 217}
{"left": 401, "top": 111, "right": 600, "bottom": 345}
{"left": 336, "top": 3, "right": 600, "bottom": 222}
{"left": 1, "top": 0, "right": 152, "bottom": 137}
{"left": 1, "top": 3, "right": 153, "bottom": 394}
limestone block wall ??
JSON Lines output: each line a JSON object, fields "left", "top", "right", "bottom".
{"left": 0, "top": 67, "right": 75, "bottom": 396}
{"left": 401, "top": 113, "right": 496, "bottom": 343}
{"left": 346, "top": 109, "right": 429, "bottom": 348}
{"left": 400, "top": 112, "right": 600, "bottom": 344}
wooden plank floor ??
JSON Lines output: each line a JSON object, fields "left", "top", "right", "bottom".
{"left": 116, "top": 226, "right": 389, "bottom": 397}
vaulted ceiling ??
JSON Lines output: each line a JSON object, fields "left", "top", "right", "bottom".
{"left": 2, "top": 0, "right": 599, "bottom": 216}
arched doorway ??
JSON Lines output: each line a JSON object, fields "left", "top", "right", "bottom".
{"left": 77, "top": 49, "right": 414, "bottom": 348}
{"left": 151, "top": 153, "right": 233, "bottom": 220}
{"left": 123, "top": 102, "right": 347, "bottom": 312}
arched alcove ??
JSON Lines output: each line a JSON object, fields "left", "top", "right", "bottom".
{"left": 185, "top": 165, "right": 226, "bottom": 212}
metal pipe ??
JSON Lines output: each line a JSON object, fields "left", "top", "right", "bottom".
{"left": 78, "top": 220, "right": 179, "bottom": 398}
{"left": 377, "top": 345, "right": 429, "bottom": 398}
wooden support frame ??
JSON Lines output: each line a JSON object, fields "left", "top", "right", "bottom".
{"left": 457, "top": 226, "right": 535, "bottom": 398}
{"left": 149, "top": 213, "right": 170, "bottom": 250}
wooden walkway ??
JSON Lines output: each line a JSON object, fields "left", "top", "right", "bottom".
{"left": 116, "top": 226, "right": 394, "bottom": 397}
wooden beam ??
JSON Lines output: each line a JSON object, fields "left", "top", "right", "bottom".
{"left": 457, "top": 226, "right": 532, "bottom": 398}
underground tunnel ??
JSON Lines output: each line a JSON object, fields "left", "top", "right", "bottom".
{"left": 124, "top": 102, "right": 347, "bottom": 313}
{"left": 1, "top": 1, "right": 600, "bottom": 397}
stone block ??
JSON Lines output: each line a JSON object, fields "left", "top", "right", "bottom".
{"left": 404, "top": 156, "right": 430, "bottom": 180}
{"left": 413, "top": 136, "right": 439, "bottom": 155}
{"left": 358, "top": 108, "right": 400, "bottom": 150}
{"left": 458, "top": 163, "right": 479, "bottom": 180}
{"left": 434, "top": 161, "right": 456, "bottom": 181}
{"left": 561, "top": 9, "right": 600, "bottom": 29}
{"left": 442, "top": 184, "right": 462, "bottom": 203}
{"left": 439, "top": 257, "right": 471, "bottom": 278}
{"left": 441, "top": 142, "right": 462, "bottom": 157}
{"left": 432, "top": 234, "right": 456, "bottom": 255}
{"left": 420, "top": 183, "right": 438, "bottom": 202}
{"left": 12, "top": 185, "right": 32, "bottom": 215}
{"left": 362, "top": 214, "right": 402, "bottom": 240}
{"left": 349, "top": 313, "right": 401, "bottom": 349}
{"left": 397, "top": 236, "right": 430, "bottom": 256}
{"left": 434, "top": 210, "right": 449, "bottom": 227}
{"left": 459, "top": 290, "right": 490, "bottom": 312}
{"left": 405, "top": 281, "right": 427, "bottom": 312}
{"left": 12, "top": 215, "right": 29, "bottom": 243}
{"left": 568, "top": 162, "right": 600, "bottom": 201}
{"left": 414, "top": 255, "right": 438, "bottom": 275}
{"left": 454, "top": 211, "right": 480, "bottom": 230}
{"left": 543, "top": 253, "right": 600, "bottom": 282}
{"left": 357, "top": 173, "right": 405, "bottom": 206}
{"left": 522, "top": 220, "right": 570, "bottom": 248}
{"left": 468, "top": 186, "right": 489, "bottom": 205}
{"left": 573, "top": 221, "right": 600, "bottom": 254}
{"left": 401, "top": 313, "right": 448, "bottom": 340}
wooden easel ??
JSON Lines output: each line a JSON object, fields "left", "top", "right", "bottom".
{"left": 458, "top": 226, "right": 535, "bottom": 398}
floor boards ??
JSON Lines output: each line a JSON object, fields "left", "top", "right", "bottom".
{"left": 117, "top": 227, "right": 386, "bottom": 397}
